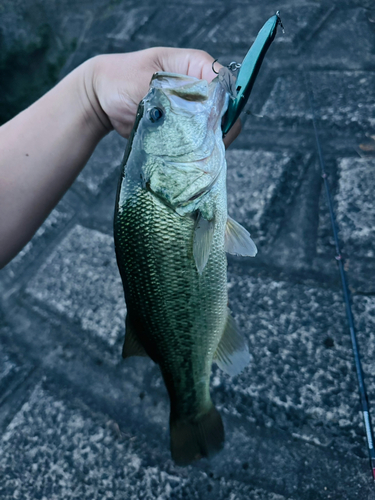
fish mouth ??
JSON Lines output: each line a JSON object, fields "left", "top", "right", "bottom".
{"left": 150, "top": 72, "right": 211, "bottom": 109}
{"left": 151, "top": 72, "right": 209, "bottom": 97}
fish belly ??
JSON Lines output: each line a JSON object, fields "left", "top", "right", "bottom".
{"left": 115, "top": 185, "right": 227, "bottom": 418}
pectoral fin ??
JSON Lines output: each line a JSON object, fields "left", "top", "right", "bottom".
{"left": 214, "top": 309, "right": 251, "bottom": 376}
{"left": 122, "top": 315, "right": 149, "bottom": 359}
{"left": 193, "top": 212, "right": 215, "bottom": 274}
{"left": 224, "top": 216, "right": 257, "bottom": 257}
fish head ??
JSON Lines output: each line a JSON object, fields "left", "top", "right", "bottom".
{"left": 137, "top": 72, "right": 229, "bottom": 160}
{"left": 124, "top": 71, "right": 233, "bottom": 216}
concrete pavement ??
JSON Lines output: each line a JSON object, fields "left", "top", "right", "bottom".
{"left": 1, "top": 1, "right": 375, "bottom": 498}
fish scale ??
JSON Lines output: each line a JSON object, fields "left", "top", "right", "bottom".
{"left": 115, "top": 183, "right": 228, "bottom": 418}
{"left": 114, "top": 71, "right": 254, "bottom": 464}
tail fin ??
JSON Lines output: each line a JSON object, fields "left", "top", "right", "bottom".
{"left": 170, "top": 406, "right": 224, "bottom": 466}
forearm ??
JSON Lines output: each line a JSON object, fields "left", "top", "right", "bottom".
{"left": 0, "top": 48, "right": 240, "bottom": 269}
{"left": 0, "top": 59, "right": 108, "bottom": 268}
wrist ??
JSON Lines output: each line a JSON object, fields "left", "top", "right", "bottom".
{"left": 76, "top": 58, "right": 113, "bottom": 139}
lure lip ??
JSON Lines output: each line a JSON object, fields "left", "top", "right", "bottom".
{"left": 221, "top": 11, "right": 283, "bottom": 136}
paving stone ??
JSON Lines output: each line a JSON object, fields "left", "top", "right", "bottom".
{"left": 81, "top": 177, "right": 119, "bottom": 235}
{"left": 259, "top": 157, "right": 322, "bottom": 272}
{"left": 74, "top": 131, "right": 126, "bottom": 197}
{"left": 2, "top": 0, "right": 375, "bottom": 496}
{"left": 315, "top": 173, "right": 336, "bottom": 260}
{"left": 260, "top": 71, "right": 375, "bottom": 131}
{"left": 226, "top": 149, "right": 309, "bottom": 244}
{"left": 219, "top": 272, "right": 373, "bottom": 452}
{"left": 316, "top": 157, "right": 375, "bottom": 268}
{"left": 214, "top": 417, "right": 370, "bottom": 499}
{"left": 0, "top": 377, "right": 367, "bottom": 500}
{"left": 131, "top": 5, "right": 225, "bottom": 49}
{"left": 307, "top": 8, "right": 375, "bottom": 70}
{"left": 175, "top": 472, "right": 289, "bottom": 500}
{"left": 0, "top": 384, "right": 177, "bottom": 500}
{"left": 0, "top": 345, "right": 19, "bottom": 402}
{"left": 0, "top": 199, "right": 75, "bottom": 288}
{"left": 194, "top": 2, "right": 331, "bottom": 54}
{"left": 0, "top": 383, "right": 295, "bottom": 500}
{"left": 25, "top": 224, "right": 125, "bottom": 347}
{"left": 62, "top": 5, "right": 157, "bottom": 72}
{"left": 335, "top": 158, "right": 375, "bottom": 259}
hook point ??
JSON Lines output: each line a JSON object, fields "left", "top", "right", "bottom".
{"left": 212, "top": 59, "right": 219, "bottom": 75}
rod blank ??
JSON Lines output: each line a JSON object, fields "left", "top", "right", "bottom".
{"left": 306, "top": 74, "right": 375, "bottom": 481}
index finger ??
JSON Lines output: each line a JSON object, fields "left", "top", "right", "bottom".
{"left": 157, "top": 48, "right": 223, "bottom": 83}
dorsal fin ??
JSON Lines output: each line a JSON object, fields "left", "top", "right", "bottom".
{"left": 214, "top": 309, "right": 251, "bottom": 376}
{"left": 224, "top": 216, "right": 257, "bottom": 257}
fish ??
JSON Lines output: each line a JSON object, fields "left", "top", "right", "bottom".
{"left": 114, "top": 69, "right": 257, "bottom": 465}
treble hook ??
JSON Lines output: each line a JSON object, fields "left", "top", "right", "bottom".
{"left": 227, "top": 61, "right": 242, "bottom": 72}
{"left": 275, "top": 10, "right": 285, "bottom": 33}
{"left": 212, "top": 59, "right": 242, "bottom": 75}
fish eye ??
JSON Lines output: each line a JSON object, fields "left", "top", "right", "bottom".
{"left": 148, "top": 107, "right": 163, "bottom": 123}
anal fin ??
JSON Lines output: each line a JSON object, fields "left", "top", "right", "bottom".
{"left": 225, "top": 216, "right": 257, "bottom": 257}
{"left": 214, "top": 308, "right": 251, "bottom": 376}
{"left": 122, "top": 314, "right": 149, "bottom": 359}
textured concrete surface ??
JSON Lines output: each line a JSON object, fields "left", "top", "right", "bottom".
{"left": 261, "top": 72, "right": 375, "bottom": 130}
{"left": 0, "top": 346, "right": 19, "bottom": 402}
{"left": 226, "top": 150, "right": 310, "bottom": 243}
{"left": 26, "top": 225, "right": 125, "bottom": 347}
{"left": 0, "top": 199, "right": 75, "bottom": 289}
{"left": 1, "top": 1, "right": 375, "bottom": 499}
{"left": 75, "top": 131, "right": 126, "bottom": 197}
{"left": 198, "top": 2, "right": 333, "bottom": 54}
{"left": 335, "top": 158, "right": 375, "bottom": 258}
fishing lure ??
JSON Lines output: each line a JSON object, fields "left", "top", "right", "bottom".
{"left": 221, "top": 11, "right": 283, "bottom": 135}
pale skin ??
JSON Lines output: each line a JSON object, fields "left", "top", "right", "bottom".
{"left": 0, "top": 47, "right": 241, "bottom": 269}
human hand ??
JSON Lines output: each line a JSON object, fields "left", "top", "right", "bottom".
{"left": 83, "top": 47, "right": 241, "bottom": 147}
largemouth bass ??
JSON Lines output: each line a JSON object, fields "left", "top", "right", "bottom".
{"left": 114, "top": 69, "right": 257, "bottom": 465}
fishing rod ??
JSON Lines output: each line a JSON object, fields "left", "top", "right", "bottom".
{"left": 306, "top": 74, "right": 375, "bottom": 481}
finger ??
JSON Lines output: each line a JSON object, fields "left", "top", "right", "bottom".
{"left": 223, "top": 118, "right": 242, "bottom": 149}
{"left": 158, "top": 48, "right": 224, "bottom": 83}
